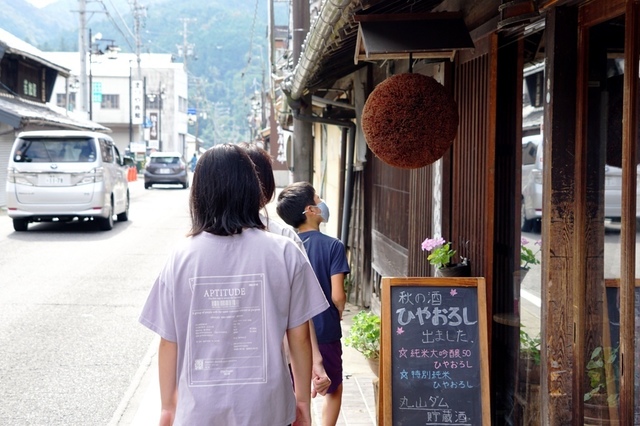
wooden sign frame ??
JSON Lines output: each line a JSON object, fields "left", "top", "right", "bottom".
{"left": 380, "top": 277, "right": 490, "bottom": 426}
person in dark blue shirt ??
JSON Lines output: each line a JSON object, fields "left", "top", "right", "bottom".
{"left": 189, "top": 153, "right": 197, "bottom": 172}
{"left": 277, "top": 182, "right": 350, "bottom": 426}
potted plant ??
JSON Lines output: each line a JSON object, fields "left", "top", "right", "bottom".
{"left": 520, "top": 237, "right": 541, "bottom": 279}
{"left": 344, "top": 310, "right": 380, "bottom": 376}
{"left": 519, "top": 328, "right": 541, "bottom": 386}
{"left": 421, "top": 236, "right": 470, "bottom": 276}
{"left": 518, "top": 329, "right": 541, "bottom": 425}
{"left": 584, "top": 345, "right": 619, "bottom": 424}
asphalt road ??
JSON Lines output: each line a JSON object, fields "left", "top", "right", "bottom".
{"left": 0, "top": 178, "right": 191, "bottom": 425}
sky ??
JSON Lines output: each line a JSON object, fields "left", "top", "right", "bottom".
{"left": 25, "top": 0, "right": 58, "bottom": 7}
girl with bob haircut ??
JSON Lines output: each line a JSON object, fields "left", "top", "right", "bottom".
{"left": 189, "top": 143, "right": 265, "bottom": 236}
{"left": 139, "top": 144, "right": 328, "bottom": 426}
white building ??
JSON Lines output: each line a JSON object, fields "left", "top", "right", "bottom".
{"left": 44, "top": 52, "right": 189, "bottom": 159}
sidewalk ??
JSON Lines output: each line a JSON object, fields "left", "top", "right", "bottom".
{"left": 312, "top": 303, "right": 378, "bottom": 425}
{"left": 117, "top": 302, "right": 378, "bottom": 425}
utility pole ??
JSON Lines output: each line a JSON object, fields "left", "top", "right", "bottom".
{"left": 291, "top": 0, "right": 312, "bottom": 183}
{"left": 130, "top": 0, "right": 146, "bottom": 147}
{"left": 131, "top": 0, "right": 146, "bottom": 79}
{"left": 194, "top": 77, "right": 206, "bottom": 153}
{"left": 178, "top": 18, "right": 196, "bottom": 72}
{"left": 78, "top": 0, "right": 89, "bottom": 119}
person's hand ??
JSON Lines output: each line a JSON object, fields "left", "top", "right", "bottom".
{"left": 311, "top": 362, "right": 331, "bottom": 397}
{"left": 312, "top": 375, "right": 331, "bottom": 397}
{"left": 159, "top": 409, "right": 174, "bottom": 426}
{"left": 292, "top": 401, "right": 311, "bottom": 426}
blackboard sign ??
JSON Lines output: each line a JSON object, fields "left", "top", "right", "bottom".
{"left": 381, "top": 277, "right": 490, "bottom": 426}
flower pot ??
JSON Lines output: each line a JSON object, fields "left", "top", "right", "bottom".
{"left": 436, "top": 263, "right": 471, "bottom": 277}
{"left": 584, "top": 396, "right": 619, "bottom": 426}
{"left": 367, "top": 358, "right": 380, "bottom": 377}
{"left": 518, "top": 356, "right": 540, "bottom": 390}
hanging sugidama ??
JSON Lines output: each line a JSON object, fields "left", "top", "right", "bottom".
{"left": 362, "top": 73, "right": 459, "bottom": 169}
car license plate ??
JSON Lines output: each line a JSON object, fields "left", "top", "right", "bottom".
{"left": 39, "top": 174, "right": 70, "bottom": 186}
{"left": 159, "top": 168, "right": 171, "bottom": 174}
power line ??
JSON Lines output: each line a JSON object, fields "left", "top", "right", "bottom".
{"left": 94, "top": 0, "right": 135, "bottom": 51}
{"left": 105, "top": 0, "right": 135, "bottom": 40}
{"left": 241, "top": 0, "right": 260, "bottom": 79}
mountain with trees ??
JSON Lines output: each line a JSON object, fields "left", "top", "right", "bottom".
{"left": 0, "top": 0, "right": 274, "bottom": 145}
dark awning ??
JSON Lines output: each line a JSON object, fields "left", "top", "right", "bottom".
{"left": 285, "top": 0, "right": 459, "bottom": 99}
{"left": 354, "top": 13, "right": 475, "bottom": 64}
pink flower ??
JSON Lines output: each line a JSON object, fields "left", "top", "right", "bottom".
{"left": 521, "top": 237, "right": 529, "bottom": 245}
{"left": 421, "top": 236, "right": 445, "bottom": 252}
{"left": 421, "top": 236, "right": 457, "bottom": 269}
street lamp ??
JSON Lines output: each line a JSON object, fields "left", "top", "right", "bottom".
{"left": 88, "top": 30, "right": 119, "bottom": 120}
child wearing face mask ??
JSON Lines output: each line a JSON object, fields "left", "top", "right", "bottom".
{"left": 276, "top": 182, "right": 350, "bottom": 426}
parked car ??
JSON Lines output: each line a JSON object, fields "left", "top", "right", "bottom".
{"left": 521, "top": 134, "right": 640, "bottom": 231}
{"left": 144, "top": 152, "right": 189, "bottom": 189}
{"left": 6, "top": 130, "right": 130, "bottom": 232}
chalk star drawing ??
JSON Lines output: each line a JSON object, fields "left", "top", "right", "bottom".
{"left": 450, "top": 289, "right": 458, "bottom": 296}
{"left": 396, "top": 327, "right": 404, "bottom": 335}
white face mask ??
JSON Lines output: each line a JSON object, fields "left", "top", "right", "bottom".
{"left": 317, "top": 201, "right": 330, "bottom": 223}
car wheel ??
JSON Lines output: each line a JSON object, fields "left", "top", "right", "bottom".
{"left": 183, "top": 181, "right": 189, "bottom": 189}
{"left": 98, "top": 201, "right": 114, "bottom": 231}
{"left": 144, "top": 182, "right": 151, "bottom": 189}
{"left": 13, "top": 218, "right": 28, "bottom": 232}
{"left": 521, "top": 198, "right": 535, "bottom": 232}
{"left": 117, "top": 192, "right": 130, "bottom": 222}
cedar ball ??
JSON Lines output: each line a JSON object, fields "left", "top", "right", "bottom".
{"left": 362, "top": 73, "right": 459, "bottom": 169}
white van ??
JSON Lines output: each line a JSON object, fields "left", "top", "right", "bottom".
{"left": 521, "top": 133, "right": 640, "bottom": 232}
{"left": 6, "top": 130, "right": 131, "bottom": 232}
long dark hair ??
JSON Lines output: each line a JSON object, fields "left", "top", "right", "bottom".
{"left": 189, "top": 144, "right": 265, "bottom": 236}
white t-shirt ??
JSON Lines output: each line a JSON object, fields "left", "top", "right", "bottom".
{"left": 139, "top": 228, "right": 328, "bottom": 425}
{"left": 260, "top": 212, "right": 305, "bottom": 254}
{"left": 261, "top": 212, "right": 307, "bottom": 364}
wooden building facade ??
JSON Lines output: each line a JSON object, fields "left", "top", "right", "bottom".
{"left": 278, "top": 0, "right": 640, "bottom": 423}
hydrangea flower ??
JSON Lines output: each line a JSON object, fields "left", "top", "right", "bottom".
{"left": 421, "top": 236, "right": 455, "bottom": 270}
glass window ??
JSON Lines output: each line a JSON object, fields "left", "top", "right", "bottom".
{"left": 19, "top": 62, "right": 40, "bottom": 100}
{"left": 13, "top": 138, "right": 96, "bottom": 163}
{"left": 101, "top": 94, "right": 119, "bottom": 109}
{"left": 522, "top": 140, "right": 538, "bottom": 166}
{"left": 583, "top": 16, "right": 624, "bottom": 423}
{"left": 151, "top": 156, "right": 181, "bottom": 165}
{"left": 99, "top": 139, "right": 114, "bottom": 163}
{"left": 114, "top": 146, "right": 122, "bottom": 165}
